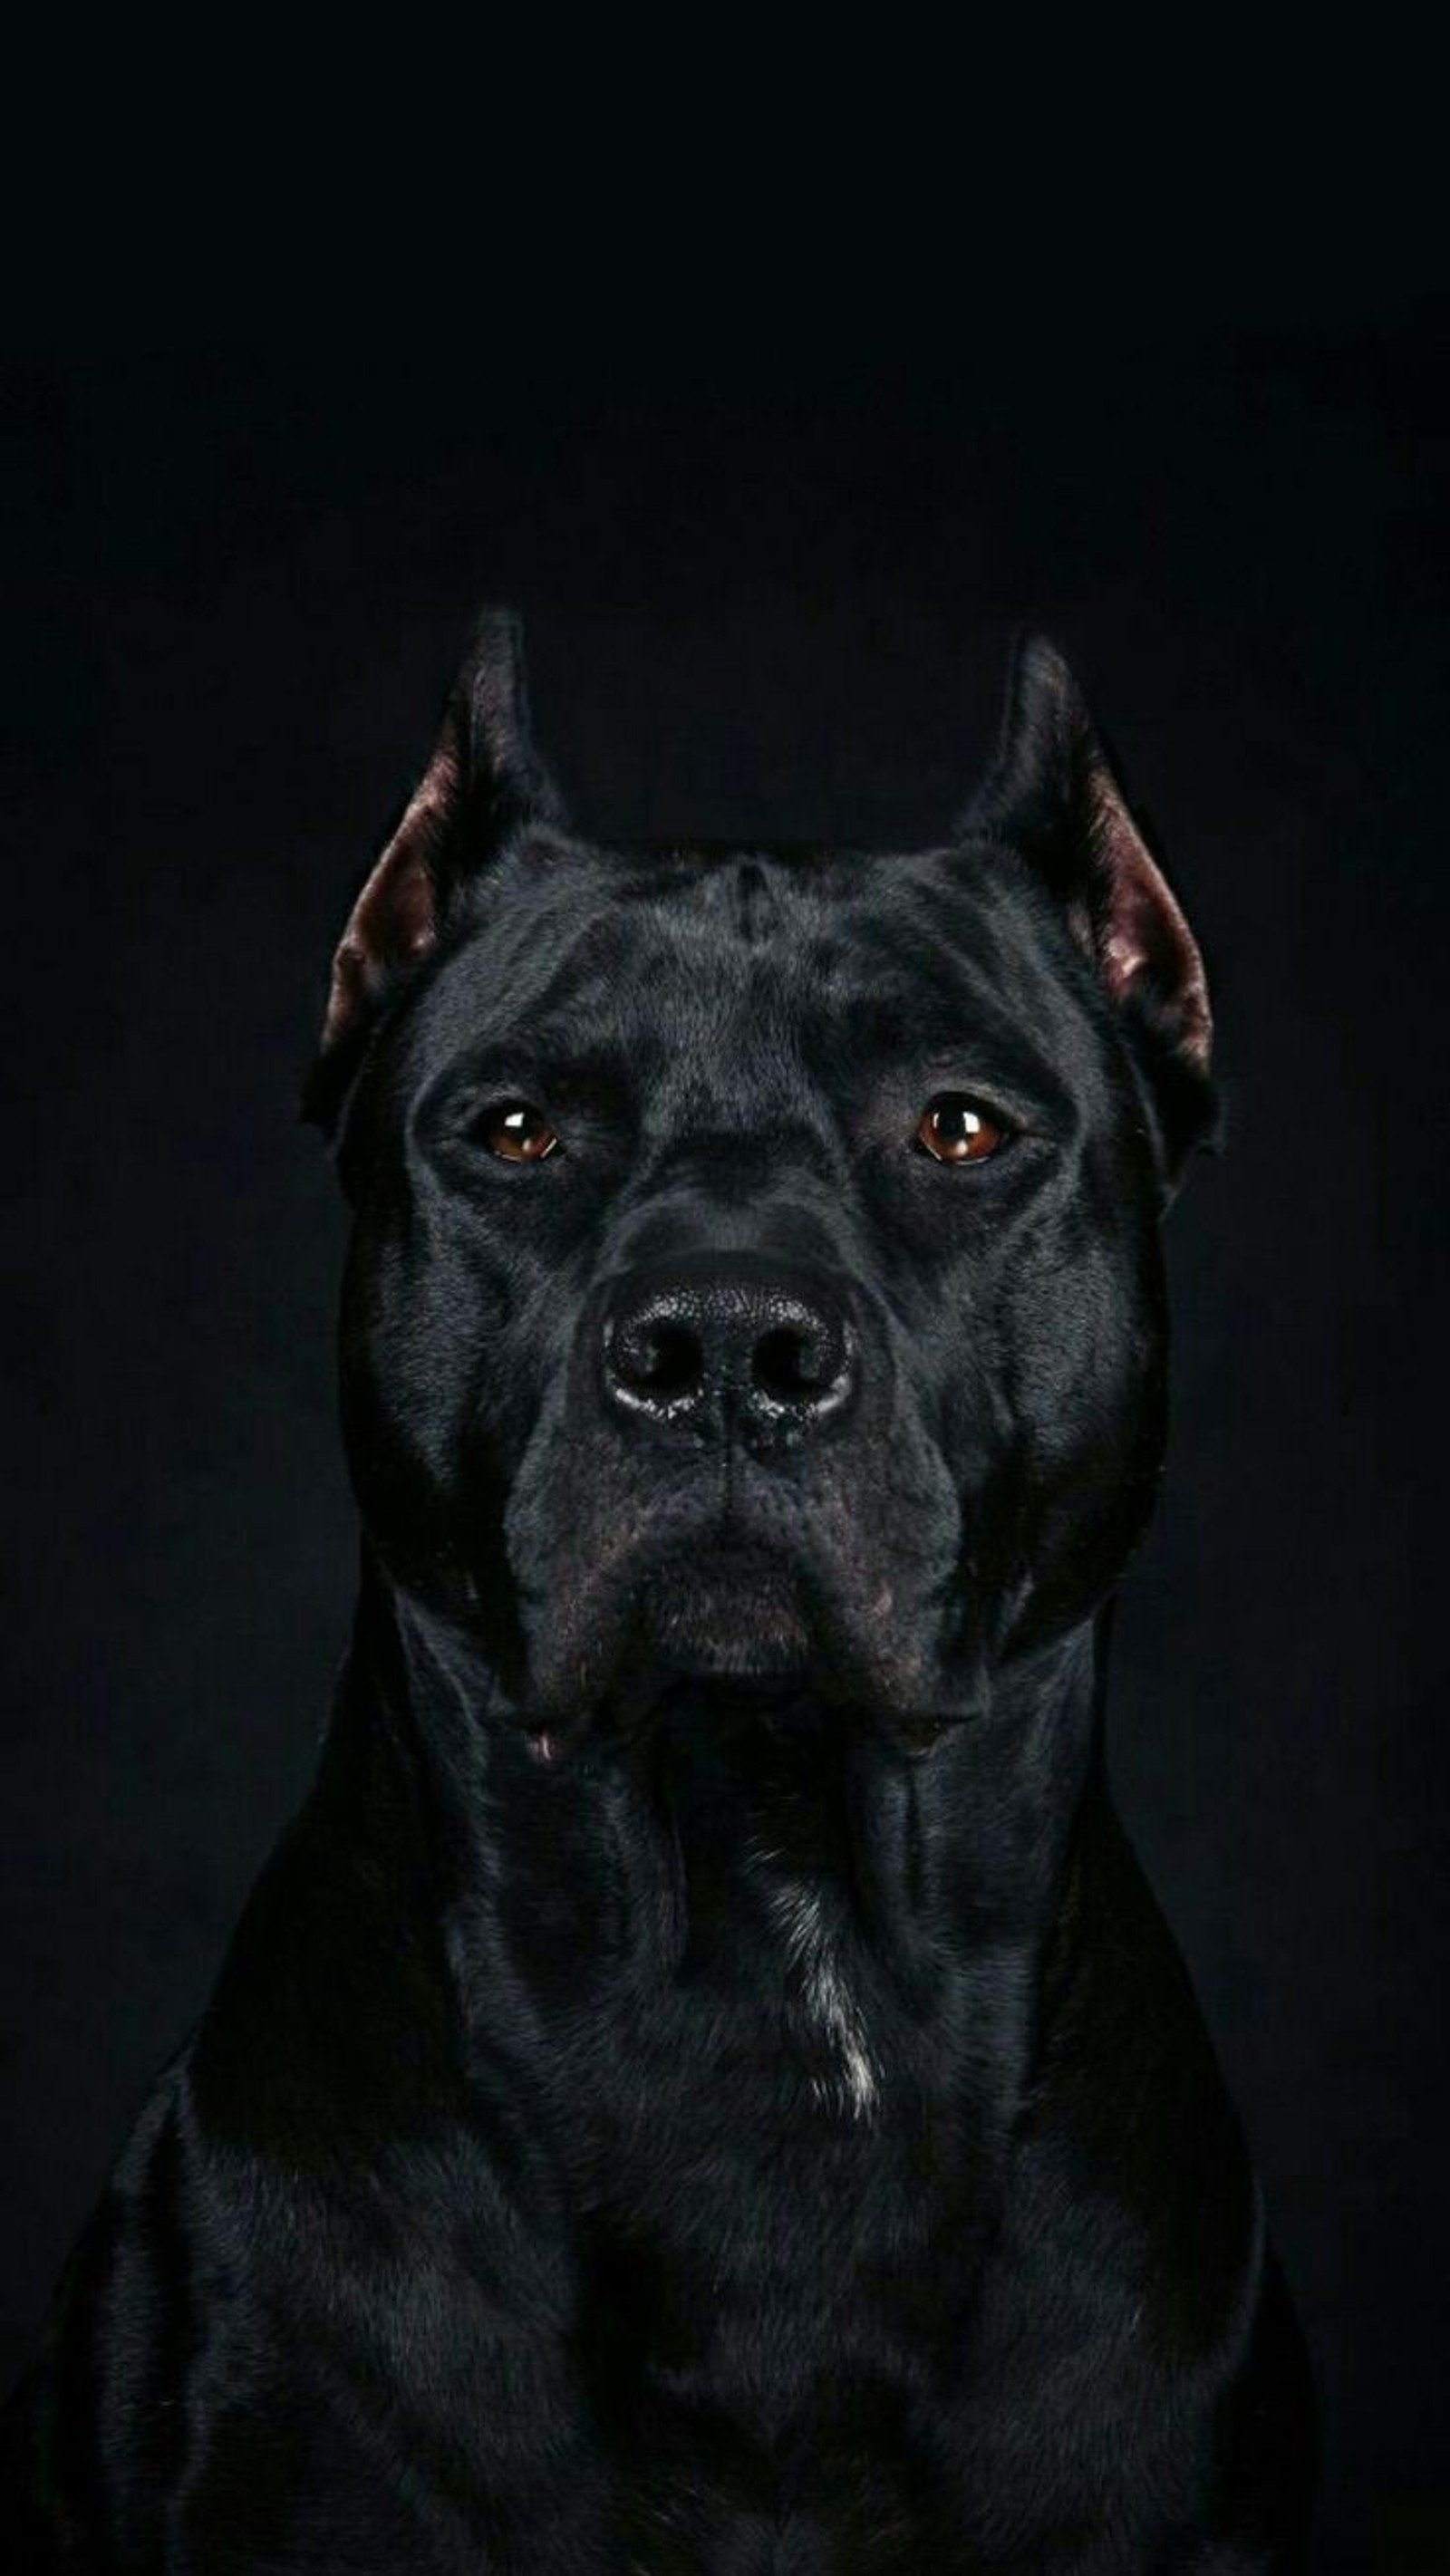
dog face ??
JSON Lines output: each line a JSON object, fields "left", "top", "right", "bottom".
{"left": 307, "top": 618, "right": 1215, "bottom": 1747}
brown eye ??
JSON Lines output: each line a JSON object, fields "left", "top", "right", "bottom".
{"left": 916, "top": 1093, "right": 1007, "bottom": 1164}
{"left": 482, "top": 1100, "right": 559, "bottom": 1163}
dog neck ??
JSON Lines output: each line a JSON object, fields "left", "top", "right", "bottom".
{"left": 309, "top": 1541, "right": 1111, "bottom": 2106}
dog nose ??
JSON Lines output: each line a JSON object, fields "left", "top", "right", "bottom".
{"left": 601, "top": 1255, "right": 857, "bottom": 1449}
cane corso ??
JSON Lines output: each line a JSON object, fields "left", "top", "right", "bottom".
{"left": 4, "top": 614, "right": 1316, "bottom": 2569}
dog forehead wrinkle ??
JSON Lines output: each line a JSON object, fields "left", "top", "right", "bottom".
{"left": 821, "top": 884, "right": 1106, "bottom": 1119}
{"left": 891, "top": 851, "right": 1124, "bottom": 1062}
{"left": 481, "top": 862, "right": 846, "bottom": 1057}
{"left": 421, "top": 893, "right": 677, "bottom": 1073}
{"left": 625, "top": 920, "right": 807, "bottom": 1068}
{"left": 641, "top": 1008, "right": 833, "bottom": 1160}
{"left": 442, "top": 854, "right": 824, "bottom": 1057}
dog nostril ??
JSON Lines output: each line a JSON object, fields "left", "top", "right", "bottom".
{"left": 637, "top": 1320, "right": 702, "bottom": 1394}
{"left": 616, "top": 1317, "right": 704, "bottom": 1399}
{"left": 753, "top": 1321, "right": 844, "bottom": 1404}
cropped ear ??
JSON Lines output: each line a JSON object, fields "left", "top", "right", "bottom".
{"left": 304, "top": 608, "right": 566, "bottom": 1130}
{"left": 960, "top": 636, "right": 1213, "bottom": 1095}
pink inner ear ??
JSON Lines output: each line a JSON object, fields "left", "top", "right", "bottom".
{"left": 1089, "top": 766, "right": 1213, "bottom": 1076}
{"left": 319, "top": 749, "right": 457, "bottom": 1052}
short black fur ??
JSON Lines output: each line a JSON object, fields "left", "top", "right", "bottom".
{"left": 3, "top": 616, "right": 1315, "bottom": 2571}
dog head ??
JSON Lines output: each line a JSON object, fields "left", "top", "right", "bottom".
{"left": 304, "top": 613, "right": 1216, "bottom": 1748}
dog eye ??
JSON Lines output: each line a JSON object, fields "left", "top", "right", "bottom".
{"left": 915, "top": 1093, "right": 1009, "bottom": 1165}
{"left": 481, "top": 1100, "right": 560, "bottom": 1163}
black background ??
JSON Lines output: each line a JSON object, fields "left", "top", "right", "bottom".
{"left": 4, "top": 305, "right": 1446, "bottom": 2569}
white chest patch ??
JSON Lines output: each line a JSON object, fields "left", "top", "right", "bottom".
{"left": 761, "top": 1877, "right": 881, "bottom": 2120}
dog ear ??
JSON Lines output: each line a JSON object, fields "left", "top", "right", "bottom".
{"left": 961, "top": 635, "right": 1213, "bottom": 1094}
{"left": 303, "top": 608, "right": 566, "bottom": 1130}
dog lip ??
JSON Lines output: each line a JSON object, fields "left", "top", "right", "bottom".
{"left": 508, "top": 1485, "right": 960, "bottom": 1741}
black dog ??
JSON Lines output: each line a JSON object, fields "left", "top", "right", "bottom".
{"left": 4, "top": 615, "right": 1316, "bottom": 2569}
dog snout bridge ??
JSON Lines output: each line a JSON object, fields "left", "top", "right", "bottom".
{"left": 601, "top": 1252, "right": 858, "bottom": 1451}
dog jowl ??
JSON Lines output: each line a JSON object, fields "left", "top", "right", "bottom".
{"left": 4, "top": 616, "right": 1316, "bottom": 2570}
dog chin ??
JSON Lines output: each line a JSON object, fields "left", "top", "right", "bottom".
{"left": 635, "top": 1547, "right": 814, "bottom": 1681}
{"left": 513, "top": 1527, "right": 958, "bottom": 1747}
{"left": 508, "top": 1530, "right": 822, "bottom": 1728}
